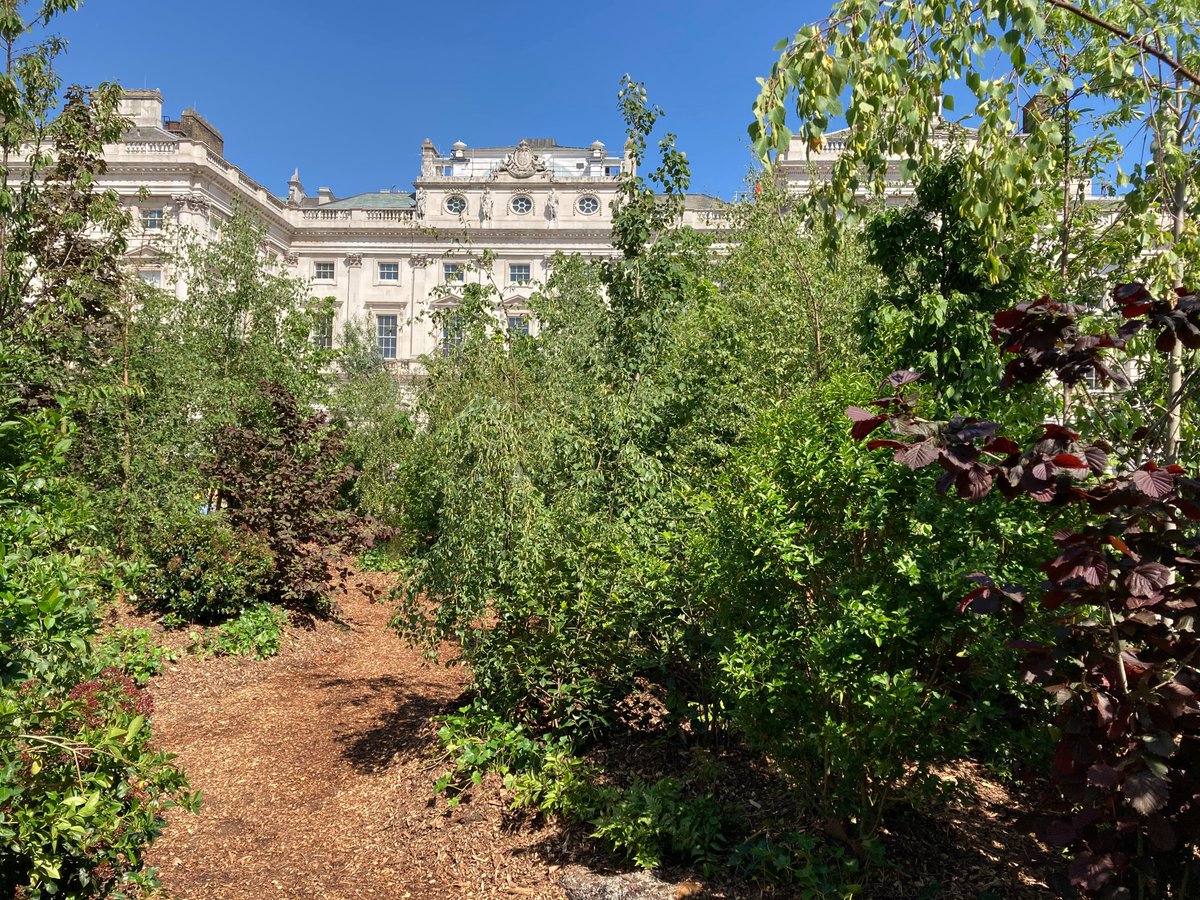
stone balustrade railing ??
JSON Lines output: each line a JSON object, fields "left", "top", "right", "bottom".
{"left": 125, "top": 141, "right": 178, "bottom": 154}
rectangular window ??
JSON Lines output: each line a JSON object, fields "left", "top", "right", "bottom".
{"left": 441, "top": 313, "right": 464, "bottom": 356}
{"left": 141, "top": 208, "right": 164, "bottom": 230}
{"left": 378, "top": 262, "right": 400, "bottom": 282}
{"left": 605, "top": 166, "right": 621, "bottom": 177}
{"left": 507, "top": 314, "right": 530, "bottom": 337}
{"left": 443, "top": 262, "right": 464, "bottom": 283}
{"left": 442, "top": 165, "right": 453, "bottom": 176}
{"left": 509, "top": 264, "right": 531, "bottom": 284}
{"left": 138, "top": 269, "right": 162, "bottom": 288}
{"left": 314, "top": 261, "right": 336, "bottom": 281}
{"left": 376, "top": 314, "right": 398, "bottom": 360}
{"left": 313, "top": 310, "right": 334, "bottom": 351}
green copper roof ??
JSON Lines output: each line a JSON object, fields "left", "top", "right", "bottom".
{"left": 323, "top": 191, "right": 416, "bottom": 210}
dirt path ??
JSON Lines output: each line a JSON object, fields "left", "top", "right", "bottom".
{"left": 143, "top": 573, "right": 568, "bottom": 900}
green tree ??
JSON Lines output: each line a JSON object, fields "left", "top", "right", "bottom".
{"left": 752, "top": 0, "right": 1200, "bottom": 459}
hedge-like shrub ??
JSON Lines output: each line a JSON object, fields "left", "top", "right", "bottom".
{"left": 139, "top": 511, "right": 273, "bottom": 623}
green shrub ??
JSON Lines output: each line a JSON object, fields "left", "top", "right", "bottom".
{"left": 139, "top": 511, "right": 273, "bottom": 623}
{"left": 189, "top": 603, "right": 287, "bottom": 660}
{"left": 0, "top": 404, "right": 195, "bottom": 899}
{"left": 97, "top": 627, "right": 176, "bottom": 684}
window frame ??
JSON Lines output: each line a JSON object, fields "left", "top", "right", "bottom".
{"left": 508, "top": 263, "right": 532, "bottom": 285}
{"left": 577, "top": 195, "right": 601, "bottom": 215}
{"left": 138, "top": 269, "right": 163, "bottom": 288}
{"left": 443, "top": 262, "right": 465, "bottom": 284}
{"left": 506, "top": 313, "right": 531, "bottom": 337}
{"left": 509, "top": 195, "right": 533, "bottom": 215}
{"left": 376, "top": 313, "right": 399, "bottom": 360}
{"left": 441, "top": 311, "right": 465, "bottom": 356}
{"left": 445, "top": 194, "right": 467, "bottom": 215}
{"left": 377, "top": 261, "right": 400, "bottom": 284}
{"left": 312, "top": 309, "right": 335, "bottom": 351}
{"left": 314, "top": 261, "right": 336, "bottom": 283}
{"left": 141, "top": 208, "right": 164, "bottom": 230}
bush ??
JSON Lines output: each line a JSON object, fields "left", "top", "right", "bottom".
{"left": 206, "top": 380, "right": 376, "bottom": 613}
{"left": 138, "top": 510, "right": 274, "bottom": 623}
{"left": 189, "top": 603, "right": 287, "bottom": 660}
{"left": 0, "top": 403, "right": 195, "bottom": 899}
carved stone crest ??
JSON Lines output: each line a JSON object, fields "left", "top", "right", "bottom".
{"left": 283, "top": 252, "right": 299, "bottom": 266}
{"left": 345, "top": 253, "right": 363, "bottom": 268}
{"left": 501, "top": 140, "right": 546, "bottom": 179}
{"left": 172, "top": 192, "right": 211, "bottom": 212}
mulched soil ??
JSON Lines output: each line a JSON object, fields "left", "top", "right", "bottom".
{"left": 134, "top": 572, "right": 569, "bottom": 900}
{"left": 118, "top": 571, "right": 1062, "bottom": 900}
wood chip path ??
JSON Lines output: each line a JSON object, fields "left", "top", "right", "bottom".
{"left": 143, "top": 573, "right": 568, "bottom": 900}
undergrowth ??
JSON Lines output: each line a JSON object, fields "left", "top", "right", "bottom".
{"left": 187, "top": 603, "right": 287, "bottom": 660}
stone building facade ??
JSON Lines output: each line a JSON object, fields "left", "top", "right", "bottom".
{"left": 109, "top": 90, "right": 731, "bottom": 370}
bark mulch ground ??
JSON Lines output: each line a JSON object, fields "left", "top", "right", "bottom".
{"left": 125, "top": 570, "right": 1058, "bottom": 900}
{"left": 138, "top": 572, "right": 569, "bottom": 900}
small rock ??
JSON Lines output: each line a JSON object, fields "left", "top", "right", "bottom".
{"left": 558, "top": 865, "right": 701, "bottom": 900}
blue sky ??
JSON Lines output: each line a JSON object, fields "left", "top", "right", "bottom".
{"left": 49, "top": 0, "right": 832, "bottom": 201}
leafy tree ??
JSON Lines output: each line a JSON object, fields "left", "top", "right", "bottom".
{"left": 0, "top": 0, "right": 130, "bottom": 400}
{"left": 77, "top": 209, "right": 332, "bottom": 553}
{"left": 753, "top": 0, "right": 1200, "bottom": 458}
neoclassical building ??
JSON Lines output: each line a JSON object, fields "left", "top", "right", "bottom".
{"left": 110, "top": 90, "right": 731, "bottom": 370}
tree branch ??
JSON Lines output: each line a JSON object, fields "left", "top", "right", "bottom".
{"left": 1046, "top": 0, "right": 1200, "bottom": 88}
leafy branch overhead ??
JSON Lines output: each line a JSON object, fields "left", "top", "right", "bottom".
{"left": 752, "top": 0, "right": 1200, "bottom": 283}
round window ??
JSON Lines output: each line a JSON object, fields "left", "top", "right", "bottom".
{"left": 577, "top": 195, "right": 600, "bottom": 215}
{"left": 445, "top": 195, "right": 467, "bottom": 214}
{"left": 510, "top": 195, "right": 533, "bottom": 215}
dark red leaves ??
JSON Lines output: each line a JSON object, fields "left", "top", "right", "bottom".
{"left": 1125, "top": 562, "right": 1171, "bottom": 597}
{"left": 856, "top": 280, "right": 1200, "bottom": 896}
{"left": 846, "top": 406, "right": 887, "bottom": 441}
{"left": 1068, "top": 853, "right": 1120, "bottom": 892}
{"left": 1132, "top": 465, "right": 1174, "bottom": 500}
{"left": 1124, "top": 771, "right": 1169, "bottom": 816}
{"left": 1114, "top": 282, "right": 1153, "bottom": 317}
{"left": 896, "top": 439, "right": 939, "bottom": 470}
{"left": 883, "top": 369, "right": 922, "bottom": 389}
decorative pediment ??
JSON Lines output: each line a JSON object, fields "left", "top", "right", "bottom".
{"left": 500, "top": 293, "right": 532, "bottom": 311}
{"left": 501, "top": 140, "right": 547, "bottom": 179}
{"left": 429, "top": 292, "right": 461, "bottom": 310}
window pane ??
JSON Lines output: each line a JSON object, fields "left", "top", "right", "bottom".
{"left": 139, "top": 269, "right": 162, "bottom": 287}
{"left": 376, "top": 314, "right": 398, "bottom": 360}
{"left": 509, "top": 264, "right": 531, "bottom": 284}
{"left": 443, "top": 263, "right": 463, "bottom": 283}
{"left": 441, "top": 313, "right": 464, "bottom": 355}
{"left": 142, "top": 209, "right": 163, "bottom": 229}
{"left": 507, "top": 315, "right": 530, "bottom": 336}
{"left": 379, "top": 262, "right": 399, "bottom": 281}
{"left": 313, "top": 311, "right": 334, "bottom": 350}
{"left": 315, "top": 262, "right": 335, "bottom": 280}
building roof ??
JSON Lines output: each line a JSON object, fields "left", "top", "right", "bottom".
{"left": 683, "top": 193, "right": 727, "bottom": 210}
{"left": 321, "top": 191, "right": 416, "bottom": 210}
{"left": 122, "top": 126, "right": 179, "bottom": 142}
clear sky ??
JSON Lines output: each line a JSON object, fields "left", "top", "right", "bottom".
{"left": 48, "top": 0, "right": 831, "bottom": 202}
